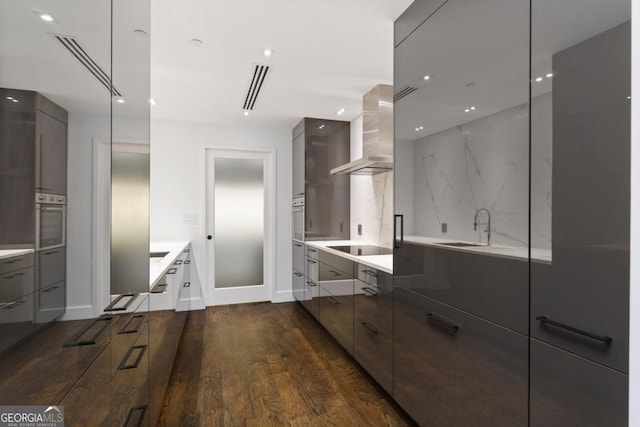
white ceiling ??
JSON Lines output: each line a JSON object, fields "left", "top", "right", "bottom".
{"left": 150, "top": 0, "right": 413, "bottom": 129}
{"left": 0, "top": 0, "right": 413, "bottom": 129}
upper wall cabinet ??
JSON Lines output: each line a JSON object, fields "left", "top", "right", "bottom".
{"left": 36, "top": 96, "right": 68, "bottom": 195}
{"left": 394, "top": 0, "right": 447, "bottom": 47}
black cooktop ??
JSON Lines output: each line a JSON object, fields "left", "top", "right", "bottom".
{"left": 328, "top": 245, "right": 393, "bottom": 256}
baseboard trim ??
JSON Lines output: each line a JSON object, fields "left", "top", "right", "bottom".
{"left": 272, "top": 290, "right": 295, "bottom": 303}
{"left": 60, "top": 305, "right": 95, "bottom": 321}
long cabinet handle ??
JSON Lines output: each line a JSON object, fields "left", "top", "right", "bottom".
{"left": 294, "top": 243, "right": 303, "bottom": 247}
{"left": 118, "top": 345, "right": 147, "bottom": 370}
{"left": 361, "top": 269, "right": 378, "bottom": 277}
{"left": 328, "top": 269, "right": 341, "bottom": 277}
{"left": 4, "top": 300, "right": 26, "bottom": 309}
{"left": 43, "top": 285, "right": 59, "bottom": 293}
{"left": 64, "top": 315, "right": 115, "bottom": 347}
{"left": 307, "top": 281, "right": 317, "bottom": 287}
{"left": 308, "top": 249, "right": 317, "bottom": 253}
{"left": 118, "top": 314, "right": 146, "bottom": 334}
{"left": 361, "top": 321, "right": 379, "bottom": 335}
{"left": 426, "top": 312, "right": 460, "bottom": 335}
{"left": 184, "top": 260, "right": 191, "bottom": 264}
{"left": 183, "top": 282, "right": 191, "bottom": 288}
{"left": 166, "top": 267, "right": 178, "bottom": 275}
{"left": 104, "top": 293, "right": 137, "bottom": 312}
{"left": 294, "top": 272, "right": 303, "bottom": 277}
{"left": 327, "top": 296, "right": 340, "bottom": 305}
{"left": 536, "top": 316, "right": 612, "bottom": 344}
{"left": 3, "top": 272, "right": 26, "bottom": 280}
{"left": 307, "top": 260, "right": 317, "bottom": 264}
{"left": 361, "top": 286, "right": 378, "bottom": 296}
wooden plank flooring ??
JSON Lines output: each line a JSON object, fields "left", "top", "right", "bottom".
{"left": 158, "top": 302, "right": 416, "bottom": 427}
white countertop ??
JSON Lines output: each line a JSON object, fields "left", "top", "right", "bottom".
{"left": 304, "top": 240, "right": 394, "bottom": 274}
{"left": 149, "top": 241, "right": 190, "bottom": 289}
{"left": 404, "top": 235, "right": 552, "bottom": 264}
{"left": 0, "top": 248, "right": 35, "bottom": 260}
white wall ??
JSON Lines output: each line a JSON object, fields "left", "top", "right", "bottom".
{"left": 350, "top": 114, "right": 395, "bottom": 247}
{"left": 149, "top": 119, "right": 292, "bottom": 303}
{"left": 629, "top": 4, "right": 639, "bottom": 423}
{"left": 65, "top": 112, "right": 148, "bottom": 320}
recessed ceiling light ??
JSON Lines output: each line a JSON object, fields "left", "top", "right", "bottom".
{"left": 627, "top": 96, "right": 631, "bottom": 100}
{"left": 149, "top": 98, "right": 157, "bottom": 106}
{"left": 134, "top": 29, "right": 148, "bottom": 37}
{"left": 545, "top": 73, "right": 553, "bottom": 78}
{"left": 113, "top": 97, "right": 125, "bottom": 104}
{"left": 243, "top": 110, "right": 249, "bottom": 116}
{"left": 263, "top": 48, "right": 273, "bottom": 56}
{"left": 535, "top": 76, "right": 543, "bottom": 82}
{"left": 337, "top": 108, "right": 345, "bottom": 116}
{"left": 423, "top": 75, "right": 430, "bottom": 81}
{"left": 465, "top": 108, "right": 470, "bottom": 113}
{"left": 470, "top": 106, "right": 476, "bottom": 111}
{"left": 6, "top": 96, "right": 13, "bottom": 100}
{"left": 319, "top": 124, "right": 325, "bottom": 129}
{"left": 12, "top": 99, "right": 19, "bottom": 103}
{"left": 414, "top": 127, "right": 420, "bottom": 131}
{"left": 38, "top": 12, "right": 55, "bottom": 23}
{"left": 191, "top": 38, "right": 203, "bottom": 46}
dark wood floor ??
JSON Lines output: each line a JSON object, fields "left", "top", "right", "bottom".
{"left": 158, "top": 302, "right": 416, "bottom": 426}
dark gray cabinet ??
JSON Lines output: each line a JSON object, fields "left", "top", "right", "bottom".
{"left": 393, "top": 287, "right": 528, "bottom": 426}
{"left": 530, "top": 22, "right": 630, "bottom": 375}
{"left": 530, "top": 339, "right": 627, "bottom": 427}
{"left": 0, "top": 254, "right": 35, "bottom": 354}
{"left": 292, "top": 125, "right": 305, "bottom": 198}
{"left": 38, "top": 247, "right": 65, "bottom": 289}
{"left": 293, "top": 118, "right": 350, "bottom": 241}
{"left": 35, "top": 107, "right": 67, "bottom": 195}
{"left": 35, "top": 280, "right": 66, "bottom": 324}
{"left": 293, "top": 241, "right": 304, "bottom": 273}
{"left": 395, "top": 242, "right": 528, "bottom": 334}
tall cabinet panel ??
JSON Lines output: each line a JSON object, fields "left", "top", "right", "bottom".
{"left": 529, "top": 2, "right": 630, "bottom": 425}
{"left": 393, "top": 0, "right": 530, "bottom": 425}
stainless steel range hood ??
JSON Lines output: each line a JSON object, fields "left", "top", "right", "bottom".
{"left": 330, "top": 84, "right": 393, "bottom": 175}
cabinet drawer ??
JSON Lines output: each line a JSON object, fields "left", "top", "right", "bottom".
{"left": 319, "top": 285, "right": 354, "bottom": 354}
{"left": 301, "top": 279, "right": 320, "bottom": 320}
{"left": 530, "top": 339, "right": 627, "bottom": 427}
{"left": 319, "top": 260, "right": 354, "bottom": 287}
{"left": 293, "top": 241, "right": 305, "bottom": 272}
{"left": 356, "top": 264, "right": 393, "bottom": 293}
{"left": 35, "top": 280, "right": 65, "bottom": 324}
{"left": 395, "top": 243, "right": 528, "bottom": 333}
{"left": 306, "top": 246, "right": 319, "bottom": 261}
{"left": 0, "top": 293, "right": 35, "bottom": 354}
{"left": 354, "top": 280, "right": 392, "bottom": 334}
{"left": 318, "top": 250, "right": 354, "bottom": 276}
{"left": 354, "top": 312, "right": 392, "bottom": 393}
{"left": 393, "top": 287, "right": 528, "bottom": 427}
{"left": 531, "top": 249, "right": 628, "bottom": 373}
{"left": 38, "top": 247, "right": 65, "bottom": 289}
{"left": 292, "top": 270, "right": 305, "bottom": 302}
{"left": 305, "top": 256, "right": 319, "bottom": 283}
{"left": 0, "top": 266, "right": 34, "bottom": 301}
{"left": 0, "top": 253, "right": 34, "bottom": 276}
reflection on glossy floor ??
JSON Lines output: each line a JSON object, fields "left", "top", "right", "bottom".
{"left": 158, "top": 302, "right": 415, "bottom": 427}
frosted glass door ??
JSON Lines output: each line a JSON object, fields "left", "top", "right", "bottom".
{"left": 214, "top": 158, "right": 264, "bottom": 288}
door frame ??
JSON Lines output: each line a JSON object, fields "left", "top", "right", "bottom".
{"left": 202, "top": 146, "right": 276, "bottom": 306}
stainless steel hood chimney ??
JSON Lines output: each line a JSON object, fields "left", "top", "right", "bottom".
{"left": 330, "top": 84, "right": 393, "bottom": 175}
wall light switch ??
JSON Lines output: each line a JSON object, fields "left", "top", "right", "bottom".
{"left": 184, "top": 214, "right": 198, "bottom": 225}
{"left": 441, "top": 222, "right": 448, "bottom": 233}
{"left": 358, "top": 224, "right": 362, "bottom": 236}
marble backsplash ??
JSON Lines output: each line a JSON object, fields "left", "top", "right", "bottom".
{"left": 412, "top": 93, "right": 552, "bottom": 249}
{"left": 350, "top": 172, "right": 394, "bottom": 248}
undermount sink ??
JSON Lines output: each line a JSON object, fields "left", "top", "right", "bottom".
{"left": 437, "top": 242, "right": 485, "bottom": 247}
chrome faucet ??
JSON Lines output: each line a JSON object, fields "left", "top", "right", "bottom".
{"left": 473, "top": 208, "right": 491, "bottom": 245}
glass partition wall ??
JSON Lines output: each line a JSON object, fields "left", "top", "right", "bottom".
{"left": 0, "top": 0, "right": 153, "bottom": 424}
{"left": 393, "top": 0, "right": 630, "bottom": 425}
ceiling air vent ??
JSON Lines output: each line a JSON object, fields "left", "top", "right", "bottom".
{"left": 243, "top": 64, "right": 270, "bottom": 110}
{"left": 50, "top": 33, "right": 122, "bottom": 97}
{"left": 393, "top": 85, "right": 417, "bottom": 103}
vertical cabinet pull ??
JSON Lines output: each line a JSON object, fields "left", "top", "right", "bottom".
{"left": 394, "top": 214, "right": 404, "bottom": 249}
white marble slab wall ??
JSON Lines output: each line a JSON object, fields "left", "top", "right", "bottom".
{"left": 413, "top": 93, "right": 552, "bottom": 249}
